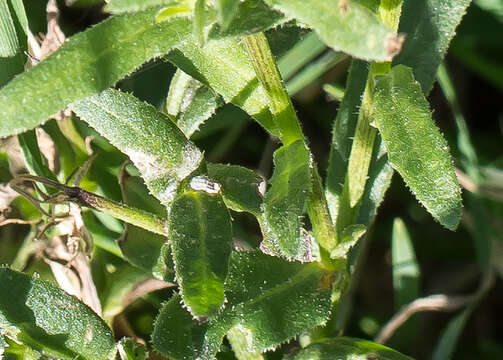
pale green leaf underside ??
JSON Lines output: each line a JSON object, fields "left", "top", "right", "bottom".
{"left": 263, "top": 0, "right": 398, "bottom": 62}
{"left": 104, "top": 0, "right": 177, "bottom": 13}
{"left": 167, "top": 38, "right": 279, "bottom": 137}
{"left": 166, "top": 69, "right": 223, "bottom": 138}
{"left": 288, "top": 337, "right": 414, "bottom": 360}
{"left": 395, "top": 0, "right": 472, "bottom": 93}
{"left": 0, "top": 8, "right": 192, "bottom": 138}
{"left": 169, "top": 190, "right": 233, "bottom": 318}
{"left": 153, "top": 251, "right": 333, "bottom": 359}
{"left": 0, "top": 268, "right": 116, "bottom": 360}
{"left": 261, "top": 140, "right": 313, "bottom": 261}
{"left": 373, "top": 65, "right": 462, "bottom": 230}
{"left": 71, "top": 89, "right": 203, "bottom": 208}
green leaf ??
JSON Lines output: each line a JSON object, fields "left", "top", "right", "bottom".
{"left": 263, "top": 0, "right": 400, "bottom": 62}
{"left": 153, "top": 251, "right": 333, "bottom": 359}
{"left": 394, "top": 0, "right": 472, "bottom": 93}
{"left": 104, "top": 0, "right": 177, "bottom": 13}
{"left": 373, "top": 65, "right": 462, "bottom": 230}
{"left": 432, "top": 308, "right": 472, "bottom": 360}
{"left": 117, "top": 338, "right": 148, "bottom": 360}
{"left": 288, "top": 337, "right": 414, "bottom": 360}
{"left": 0, "top": 8, "right": 192, "bottom": 138}
{"left": 216, "top": 0, "right": 240, "bottom": 31}
{"left": 0, "top": 267, "right": 116, "bottom": 360}
{"left": 193, "top": 0, "right": 206, "bottom": 44}
{"left": 118, "top": 174, "right": 174, "bottom": 281}
{"left": 166, "top": 69, "right": 223, "bottom": 138}
{"left": 71, "top": 89, "right": 204, "bottom": 208}
{"left": 169, "top": 187, "right": 233, "bottom": 318}
{"left": 167, "top": 38, "right": 280, "bottom": 137}
{"left": 392, "top": 218, "right": 420, "bottom": 308}
{"left": 206, "top": 163, "right": 263, "bottom": 216}
{"left": 17, "top": 130, "right": 57, "bottom": 183}
{"left": 152, "top": 294, "right": 228, "bottom": 360}
{"left": 0, "top": 0, "right": 19, "bottom": 57}
{"left": 260, "top": 140, "right": 312, "bottom": 261}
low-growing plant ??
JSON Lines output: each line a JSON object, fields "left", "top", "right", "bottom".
{"left": 0, "top": 0, "right": 481, "bottom": 359}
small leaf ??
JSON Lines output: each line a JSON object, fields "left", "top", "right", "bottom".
{"left": 117, "top": 338, "right": 148, "bottom": 360}
{"left": 167, "top": 38, "right": 280, "bottom": 137}
{"left": 166, "top": 69, "right": 223, "bottom": 138}
{"left": 373, "top": 65, "right": 462, "bottom": 230}
{"left": 71, "top": 89, "right": 204, "bottom": 208}
{"left": 288, "top": 337, "right": 414, "bottom": 360}
{"left": 392, "top": 218, "right": 420, "bottom": 308}
{"left": 169, "top": 188, "right": 233, "bottom": 318}
{"left": 0, "top": 267, "right": 116, "bottom": 360}
{"left": 261, "top": 140, "right": 313, "bottom": 261}
{"left": 206, "top": 163, "right": 263, "bottom": 216}
{"left": 0, "top": 8, "right": 192, "bottom": 137}
{"left": 153, "top": 251, "right": 333, "bottom": 359}
{"left": 394, "top": 0, "right": 472, "bottom": 93}
{"left": 263, "top": 0, "right": 400, "bottom": 62}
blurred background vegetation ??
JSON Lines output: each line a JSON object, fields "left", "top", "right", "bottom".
{"left": 1, "top": 0, "right": 502, "bottom": 359}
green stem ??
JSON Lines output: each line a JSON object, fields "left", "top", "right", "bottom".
{"left": 242, "top": 32, "right": 337, "bottom": 258}
{"left": 227, "top": 326, "right": 265, "bottom": 360}
{"left": 338, "top": 0, "right": 403, "bottom": 229}
{"left": 12, "top": 174, "right": 168, "bottom": 236}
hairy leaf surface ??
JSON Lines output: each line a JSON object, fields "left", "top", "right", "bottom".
{"left": 166, "top": 69, "right": 223, "bottom": 138}
{"left": 373, "top": 65, "right": 462, "bottom": 230}
{"left": 104, "top": 0, "right": 177, "bottom": 13}
{"left": 207, "top": 163, "right": 263, "bottom": 216}
{"left": 395, "top": 0, "right": 472, "bottom": 93}
{"left": 71, "top": 89, "right": 203, "bottom": 208}
{"left": 153, "top": 251, "right": 333, "bottom": 359}
{"left": 0, "top": 268, "right": 116, "bottom": 360}
{"left": 261, "top": 140, "right": 313, "bottom": 261}
{"left": 288, "top": 337, "right": 413, "bottom": 360}
{"left": 263, "top": 0, "right": 399, "bottom": 62}
{"left": 0, "top": 9, "right": 192, "bottom": 137}
{"left": 169, "top": 189, "right": 233, "bottom": 318}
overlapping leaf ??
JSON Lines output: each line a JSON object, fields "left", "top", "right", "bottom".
{"left": 169, "top": 187, "right": 233, "bottom": 318}
{"left": 395, "top": 0, "right": 472, "bottom": 93}
{"left": 260, "top": 140, "right": 313, "bottom": 261}
{"left": 0, "top": 8, "right": 192, "bottom": 137}
{"left": 0, "top": 0, "right": 19, "bottom": 57}
{"left": 263, "top": 0, "right": 399, "bottom": 62}
{"left": 373, "top": 65, "right": 462, "bottom": 230}
{"left": 71, "top": 89, "right": 203, "bottom": 208}
{"left": 153, "top": 251, "right": 333, "bottom": 359}
{"left": 0, "top": 267, "right": 116, "bottom": 360}
{"left": 287, "top": 337, "right": 413, "bottom": 360}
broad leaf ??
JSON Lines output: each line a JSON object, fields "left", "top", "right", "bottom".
{"left": 169, "top": 187, "right": 233, "bottom": 318}
{"left": 263, "top": 0, "right": 400, "bottom": 62}
{"left": 104, "top": 0, "right": 177, "bottom": 13}
{"left": 260, "top": 140, "right": 313, "bottom": 261}
{"left": 118, "top": 175, "right": 174, "bottom": 281}
{"left": 167, "top": 39, "right": 279, "bottom": 137}
{"left": 287, "top": 337, "right": 413, "bottom": 360}
{"left": 0, "top": 267, "right": 116, "bottom": 360}
{"left": 0, "top": 8, "right": 192, "bottom": 137}
{"left": 166, "top": 69, "right": 223, "bottom": 138}
{"left": 153, "top": 251, "right": 333, "bottom": 359}
{"left": 71, "top": 89, "right": 204, "bottom": 208}
{"left": 206, "top": 163, "right": 263, "bottom": 216}
{"left": 394, "top": 0, "right": 472, "bottom": 93}
{"left": 373, "top": 65, "right": 462, "bottom": 230}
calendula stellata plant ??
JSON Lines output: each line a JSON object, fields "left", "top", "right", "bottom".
{"left": 0, "top": 0, "right": 484, "bottom": 359}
